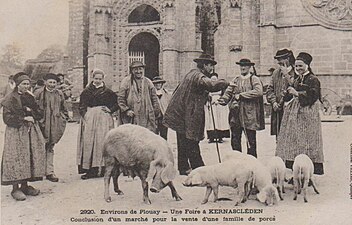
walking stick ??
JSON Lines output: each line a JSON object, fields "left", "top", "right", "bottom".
{"left": 276, "top": 111, "right": 280, "bottom": 136}
{"left": 209, "top": 98, "right": 222, "bottom": 163}
{"left": 239, "top": 104, "right": 251, "bottom": 150}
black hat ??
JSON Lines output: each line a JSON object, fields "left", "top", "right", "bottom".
{"left": 152, "top": 76, "right": 166, "bottom": 84}
{"left": 274, "top": 48, "right": 291, "bottom": 59}
{"left": 13, "top": 72, "right": 30, "bottom": 86}
{"left": 268, "top": 67, "right": 275, "bottom": 72}
{"left": 193, "top": 53, "right": 217, "bottom": 65}
{"left": 130, "top": 61, "right": 145, "bottom": 69}
{"left": 43, "top": 73, "right": 60, "bottom": 82}
{"left": 236, "top": 58, "right": 255, "bottom": 66}
{"left": 296, "top": 52, "right": 313, "bottom": 66}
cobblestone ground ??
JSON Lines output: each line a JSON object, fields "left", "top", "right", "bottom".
{"left": 1, "top": 115, "right": 352, "bottom": 225}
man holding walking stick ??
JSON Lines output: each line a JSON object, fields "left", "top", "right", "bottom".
{"left": 218, "top": 58, "right": 265, "bottom": 158}
{"left": 163, "top": 53, "right": 229, "bottom": 175}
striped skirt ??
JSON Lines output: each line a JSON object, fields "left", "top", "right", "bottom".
{"left": 276, "top": 99, "right": 324, "bottom": 165}
{"left": 1, "top": 122, "right": 46, "bottom": 185}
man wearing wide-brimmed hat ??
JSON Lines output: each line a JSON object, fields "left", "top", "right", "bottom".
{"left": 163, "top": 53, "right": 229, "bottom": 175}
{"left": 34, "top": 73, "right": 69, "bottom": 182}
{"left": 152, "top": 76, "right": 171, "bottom": 140}
{"left": 117, "top": 60, "right": 161, "bottom": 133}
{"left": 266, "top": 48, "right": 295, "bottom": 137}
{"left": 219, "top": 58, "right": 264, "bottom": 158}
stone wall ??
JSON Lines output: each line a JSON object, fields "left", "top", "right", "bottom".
{"left": 67, "top": 0, "right": 90, "bottom": 96}
{"left": 87, "top": 2, "right": 113, "bottom": 89}
{"left": 215, "top": 0, "right": 260, "bottom": 81}
{"left": 66, "top": 0, "right": 352, "bottom": 99}
{"left": 274, "top": 0, "right": 352, "bottom": 99}
{"left": 173, "top": 0, "right": 202, "bottom": 83}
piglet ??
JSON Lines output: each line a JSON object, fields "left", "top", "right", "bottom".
{"left": 292, "top": 154, "right": 319, "bottom": 203}
{"left": 102, "top": 124, "right": 182, "bottom": 204}
{"left": 267, "top": 156, "right": 286, "bottom": 200}
{"left": 223, "top": 151, "right": 280, "bottom": 206}
{"left": 183, "top": 160, "right": 254, "bottom": 205}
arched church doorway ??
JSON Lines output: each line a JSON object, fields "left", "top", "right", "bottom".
{"left": 128, "top": 32, "right": 160, "bottom": 80}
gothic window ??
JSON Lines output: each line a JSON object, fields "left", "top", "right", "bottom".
{"left": 195, "top": 6, "right": 200, "bottom": 33}
{"left": 128, "top": 4, "right": 160, "bottom": 23}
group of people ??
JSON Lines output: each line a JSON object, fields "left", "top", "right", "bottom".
{"left": 1, "top": 48, "right": 324, "bottom": 201}
{"left": 77, "top": 61, "right": 172, "bottom": 179}
{"left": 1, "top": 72, "right": 68, "bottom": 200}
{"left": 164, "top": 50, "right": 324, "bottom": 177}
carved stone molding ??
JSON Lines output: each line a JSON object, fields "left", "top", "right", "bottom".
{"left": 230, "top": 0, "right": 241, "bottom": 8}
{"left": 229, "top": 45, "right": 242, "bottom": 52}
{"left": 95, "top": 7, "right": 112, "bottom": 14}
{"left": 112, "top": 0, "right": 163, "bottom": 22}
{"left": 301, "top": 0, "right": 352, "bottom": 30}
{"left": 164, "top": 0, "right": 174, "bottom": 8}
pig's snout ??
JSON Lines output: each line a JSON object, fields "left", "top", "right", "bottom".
{"left": 266, "top": 201, "right": 274, "bottom": 207}
{"left": 182, "top": 178, "right": 193, "bottom": 187}
{"left": 150, "top": 187, "right": 160, "bottom": 193}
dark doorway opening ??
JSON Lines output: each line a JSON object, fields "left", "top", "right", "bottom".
{"left": 129, "top": 32, "right": 160, "bottom": 80}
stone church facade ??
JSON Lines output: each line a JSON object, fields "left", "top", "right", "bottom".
{"left": 67, "top": 0, "right": 352, "bottom": 103}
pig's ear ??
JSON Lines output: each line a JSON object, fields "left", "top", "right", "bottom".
{"left": 190, "top": 173, "right": 203, "bottom": 185}
{"left": 147, "top": 160, "right": 158, "bottom": 182}
{"left": 161, "top": 161, "right": 177, "bottom": 184}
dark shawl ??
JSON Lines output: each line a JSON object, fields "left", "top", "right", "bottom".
{"left": 79, "top": 82, "right": 118, "bottom": 117}
{"left": 283, "top": 72, "right": 321, "bottom": 107}
{"left": 1, "top": 90, "right": 43, "bottom": 128}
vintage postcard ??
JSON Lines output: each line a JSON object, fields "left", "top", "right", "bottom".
{"left": 0, "top": 0, "right": 351, "bottom": 225}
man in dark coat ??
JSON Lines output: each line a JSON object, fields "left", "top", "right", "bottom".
{"left": 163, "top": 53, "right": 229, "bottom": 175}
{"left": 266, "top": 49, "right": 295, "bottom": 137}
{"left": 34, "top": 73, "right": 68, "bottom": 182}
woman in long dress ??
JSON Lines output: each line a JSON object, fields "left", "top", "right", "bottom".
{"left": 77, "top": 69, "right": 118, "bottom": 179}
{"left": 1, "top": 72, "right": 46, "bottom": 201}
{"left": 276, "top": 52, "right": 324, "bottom": 175}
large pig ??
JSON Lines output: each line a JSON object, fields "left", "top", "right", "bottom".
{"left": 102, "top": 124, "right": 182, "bottom": 204}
